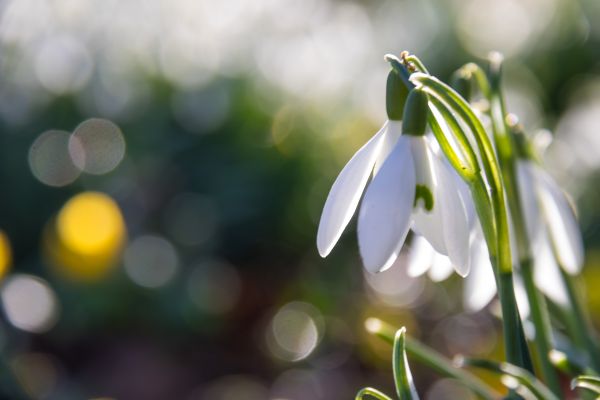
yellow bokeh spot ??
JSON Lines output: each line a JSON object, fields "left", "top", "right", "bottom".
{"left": 57, "top": 192, "right": 123, "bottom": 255}
{"left": 46, "top": 192, "right": 126, "bottom": 282}
{"left": 0, "top": 231, "right": 12, "bottom": 279}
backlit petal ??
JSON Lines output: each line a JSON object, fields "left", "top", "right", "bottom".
{"left": 411, "top": 137, "right": 447, "bottom": 254}
{"left": 435, "top": 154, "right": 471, "bottom": 276}
{"left": 464, "top": 231, "right": 496, "bottom": 312}
{"left": 533, "top": 228, "right": 569, "bottom": 307}
{"left": 428, "top": 252, "right": 453, "bottom": 282}
{"left": 358, "top": 136, "right": 415, "bottom": 273}
{"left": 316, "top": 122, "right": 388, "bottom": 257}
{"left": 516, "top": 161, "right": 543, "bottom": 244}
{"left": 532, "top": 164, "right": 584, "bottom": 274}
{"left": 374, "top": 121, "right": 402, "bottom": 174}
{"left": 407, "top": 235, "right": 434, "bottom": 278}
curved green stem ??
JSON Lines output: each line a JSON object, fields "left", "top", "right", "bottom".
{"left": 411, "top": 72, "right": 531, "bottom": 370}
{"left": 427, "top": 94, "right": 479, "bottom": 177}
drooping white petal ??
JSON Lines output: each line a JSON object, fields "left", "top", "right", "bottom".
{"left": 531, "top": 164, "right": 584, "bottom": 274}
{"left": 317, "top": 122, "right": 388, "bottom": 257}
{"left": 428, "top": 252, "right": 453, "bottom": 282}
{"left": 358, "top": 136, "right": 416, "bottom": 273}
{"left": 464, "top": 232, "right": 497, "bottom": 312}
{"left": 407, "top": 235, "right": 435, "bottom": 278}
{"left": 513, "top": 271, "right": 530, "bottom": 320}
{"left": 410, "top": 136, "right": 448, "bottom": 254}
{"left": 533, "top": 228, "right": 570, "bottom": 308}
{"left": 434, "top": 152, "right": 471, "bottom": 276}
{"left": 516, "top": 161, "right": 543, "bottom": 244}
{"left": 374, "top": 121, "right": 402, "bottom": 174}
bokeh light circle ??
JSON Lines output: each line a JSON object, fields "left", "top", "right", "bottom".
{"left": 57, "top": 192, "right": 125, "bottom": 256}
{"left": 29, "top": 130, "right": 81, "bottom": 187}
{"left": 267, "top": 302, "right": 323, "bottom": 362}
{"left": 48, "top": 191, "right": 126, "bottom": 281}
{"left": 1, "top": 274, "right": 59, "bottom": 333}
{"left": 124, "top": 235, "right": 178, "bottom": 289}
{"left": 69, "top": 118, "right": 126, "bottom": 175}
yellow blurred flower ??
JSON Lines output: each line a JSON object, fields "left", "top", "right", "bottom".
{"left": 0, "top": 230, "right": 12, "bottom": 279}
{"left": 44, "top": 192, "right": 126, "bottom": 282}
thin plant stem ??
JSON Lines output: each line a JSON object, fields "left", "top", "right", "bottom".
{"left": 482, "top": 56, "right": 562, "bottom": 395}
{"left": 560, "top": 269, "right": 600, "bottom": 372}
{"left": 410, "top": 72, "right": 531, "bottom": 370}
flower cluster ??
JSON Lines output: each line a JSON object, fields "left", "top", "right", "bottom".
{"left": 318, "top": 52, "right": 596, "bottom": 399}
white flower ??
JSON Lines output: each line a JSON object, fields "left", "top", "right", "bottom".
{"left": 516, "top": 160, "right": 584, "bottom": 307}
{"left": 407, "top": 196, "right": 497, "bottom": 312}
{"left": 317, "top": 120, "right": 472, "bottom": 275}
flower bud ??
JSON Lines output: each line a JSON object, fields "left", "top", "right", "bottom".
{"left": 386, "top": 70, "right": 408, "bottom": 121}
{"left": 402, "top": 89, "right": 428, "bottom": 136}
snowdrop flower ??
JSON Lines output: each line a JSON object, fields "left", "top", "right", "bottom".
{"left": 516, "top": 158, "right": 584, "bottom": 308}
{"left": 406, "top": 174, "right": 497, "bottom": 312}
{"left": 317, "top": 74, "right": 472, "bottom": 275}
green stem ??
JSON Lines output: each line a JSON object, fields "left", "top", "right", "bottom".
{"left": 482, "top": 57, "right": 562, "bottom": 395}
{"left": 411, "top": 72, "right": 531, "bottom": 369}
{"left": 560, "top": 270, "right": 600, "bottom": 371}
{"left": 366, "top": 319, "right": 500, "bottom": 400}
{"left": 520, "top": 260, "right": 562, "bottom": 394}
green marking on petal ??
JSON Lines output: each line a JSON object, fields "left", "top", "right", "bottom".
{"left": 414, "top": 184, "right": 433, "bottom": 211}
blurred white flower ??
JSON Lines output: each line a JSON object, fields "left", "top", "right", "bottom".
{"left": 317, "top": 120, "right": 472, "bottom": 275}
{"left": 408, "top": 230, "right": 497, "bottom": 313}
{"left": 516, "top": 160, "right": 584, "bottom": 307}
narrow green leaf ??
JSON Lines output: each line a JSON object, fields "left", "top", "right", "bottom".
{"left": 393, "top": 327, "right": 420, "bottom": 400}
{"left": 571, "top": 376, "right": 600, "bottom": 394}
{"left": 355, "top": 387, "right": 394, "bottom": 400}
{"left": 365, "top": 318, "right": 499, "bottom": 400}
{"left": 457, "top": 357, "right": 560, "bottom": 400}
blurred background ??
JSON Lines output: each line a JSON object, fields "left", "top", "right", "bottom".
{"left": 0, "top": 0, "right": 600, "bottom": 399}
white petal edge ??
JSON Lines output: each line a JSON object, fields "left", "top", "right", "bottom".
{"left": 516, "top": 161, "right": 543, "bottom": 243}
{"left": 428, "top": 252, "right": 453, "bottom": 282}
{"left": 407, "top": 235, "right": 434, "bottom": 278}
{"left": 316, "top": 122, "right": 388, "bottom": 257}
{"left": 374, "top": 121, "right": 402, "bottom": 175}
{"left": 435, "top": 153, "right": 471, "bottom": 277}
{"left": 358, "top": 136, "right": 415, "bottom": 273}
{"left": 533, "top": 228, "right": 570, "bottom": 308}
{"left": 464, "top": 232, "right": 497, "bottom": 312}
{"left": 532, "top": 164, "right": 584, "bottom": 274}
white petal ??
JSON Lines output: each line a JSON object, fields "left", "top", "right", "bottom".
{"left": 428, "top": 252, "right": 453, "bottom": 282}
{"left": 435, "top": 154, "right": 471, "bottom": 276}
{"left": 532, "top": 164, "right": 584, "bottom": 274}
{"left": 513, "top": 272, "right": 530, "bottom": 319}
{"left": 316, "top": 122, "right": 388, "bottom": 257}
{"left": 533, "top": 229, "right": 570, "bottom": 308}
{"left": 464, "top": 232, "right": 497, "bottom": 312}
{"left": 407, "top": 235, "right": 435, "bottom": 278}
{"left": 358, "top": 136, "right": 415, "bottom": 273}
{"left": 411, "top": 137, "right": 447, "bottom": 254}
{"left": 516, "top": 161, "right": 543, "bottom": 243}
{"left": 374, "top": 121, "right": 402, "bottom": 174}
